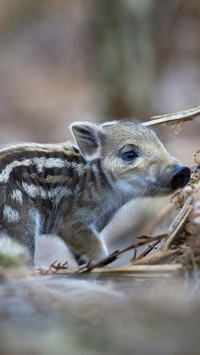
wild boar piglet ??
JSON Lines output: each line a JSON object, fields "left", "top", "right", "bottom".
{"left": 0, "top": 120, "right": 191, "bottom": 264}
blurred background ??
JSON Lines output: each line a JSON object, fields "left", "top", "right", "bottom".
{"left": 0, "top": 0, "right": 200, "bottom": 265}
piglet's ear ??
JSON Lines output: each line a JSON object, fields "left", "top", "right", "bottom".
{"left": 70, "top": 121, "right": 102, "bottom": 161}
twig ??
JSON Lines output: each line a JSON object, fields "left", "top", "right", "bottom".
{"left": 143, "top": 106, "right": 200, "bottom": 127}
{"left": 135, "top": 240, "right": 160, "bottom": 259}
{"left": 131, "top": 248, "right": 183, "bottom": 265}
{"left": 161, "top": 195, "right": 193, "bottom": 252}
{"left": 42, "top": 260, "right": 69, "bottom": 274}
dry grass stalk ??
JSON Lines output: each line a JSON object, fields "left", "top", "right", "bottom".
{"left": 161, "top": 195, "right": 193, "bottom": 252}
{"left": 143, "top": 106, "right": 200, "bottom": 127}
{"left": 35, "top": 264, "right": 183, "bottom": 277}
{"left": 131, "top": 248, "right": 183, "bottom": 265}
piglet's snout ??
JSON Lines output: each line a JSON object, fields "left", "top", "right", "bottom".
{"left": 170, "top": 165, "right": 191, "bottom": 189}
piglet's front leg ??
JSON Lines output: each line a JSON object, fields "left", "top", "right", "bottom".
{"left": 58, "top": 220, "right": 108, "bottom": 265}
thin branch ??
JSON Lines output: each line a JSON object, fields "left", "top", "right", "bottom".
{"left": 143, "top": 106, "right": 200, "bottom": 127}
{"left": 135, "top": 241, "right": 160, "bottom": 260}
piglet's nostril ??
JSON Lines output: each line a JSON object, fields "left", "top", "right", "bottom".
{"left": 171, "top": 166, "right": 191, "bottom": 189}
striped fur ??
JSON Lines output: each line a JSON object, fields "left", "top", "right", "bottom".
{"left": 0, "top": 121, "right": 190, "bottom": 264}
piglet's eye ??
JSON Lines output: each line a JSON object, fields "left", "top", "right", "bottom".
{"left": 121, "top": 150, "right": 138, "bottom": 161}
